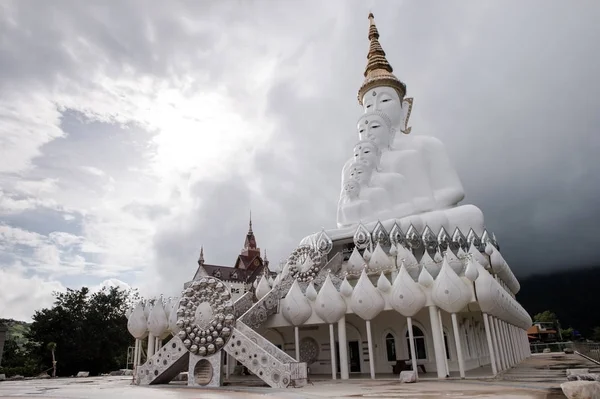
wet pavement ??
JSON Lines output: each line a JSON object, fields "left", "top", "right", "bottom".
{"left": 1, "top": 353, "right": 596, "bottom": 398}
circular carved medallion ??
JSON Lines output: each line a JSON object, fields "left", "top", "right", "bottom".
{"left": 299, "top": 337, "right": 319, "bottom": 365}
{"left": 176, "top": 277, "right": 235, "bottom": 357}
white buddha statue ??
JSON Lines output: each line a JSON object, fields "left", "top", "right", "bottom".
{"left": 301, "top": 13, "right": 484, "bottom": 244}
{"left": 337, "top": 160, "right": 391, "bottom": 226}
{"left": 357, "top": 13, "right": 465, "bottom": 211}
{"left": 356, "top": 111, "right": 436, "bottom": 213}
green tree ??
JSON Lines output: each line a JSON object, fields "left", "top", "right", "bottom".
{"left": 26, "top": 286, "right": 133, "bottom": 377}
{"left": 560, "top": 327, "right": 574, "bottom": 341}
{"left": 533, "top": 310, "right": 558, "bottom": 323}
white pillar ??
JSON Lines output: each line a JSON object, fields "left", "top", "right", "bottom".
{"left": 438, "top": 309, "right": 450, "bottom": 376}
{"left": 137, "top": 339, "right": 142, "bottom": 366}
{"left": 226, "top": 353, "right": 231, "bottom": 380}
{"left": 428, "top": 306, "right": 447, "bottom": 378}
{"left": 492, "top": 318, "right": 506, "bottom": 370}
{"left": 133, "top": 339, "right": 139, "bottom": 378}
{"left": 504, "top": 323, "right": 514, "bottom": 366}
{"left": 147, "top": 332, "right": 155, "bottom": 358}
{"left": 407, "top": 317, "right": 419, "bottom": 380}
{"left": 294, "top": 326, "right": 300, "bottom": 361}
{"left": 498, "top": 320, "right": 510, "bottom": 367}
{"left": 509, "top": 325, "right": 518, "bottom": 363}
{"left": 490, "top": 317, "right": 504, "bottom": 371}
{"left": 338, "top": 316, "right": 349, "bottom": 380}
{"left": 482, "top": 313, "right": 498, "bottom": 375}
{"left": 366, "top": 320, "right": 375, "bottom": 379}
{"left": 329, "top": 323, "right": 337, "bottom": 380}
{"left": 451, "top": 313, "right": 466, "bottom": 379}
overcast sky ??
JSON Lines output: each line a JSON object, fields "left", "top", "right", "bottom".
{"left": 1, "top": 0, "right": 599, "bottom": 321}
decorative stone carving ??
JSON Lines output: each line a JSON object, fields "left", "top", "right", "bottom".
{"left": 431, "top": 258, "right": 472, "bottom": 314}
{"left": 376, "top": 272, "right": 391, "bottom": 293}
{"left": 286, "top": 245, "right": 322, "bottom": 283}
{"left": 281, "top": 280, "right": 313, "bottom": 326}
{"left": 315, "top": 275, "right": 346, "bottom": 323}
{"left": 176, "top": 277, "right": 234, "bottom": 357}
{"left": 420, "top": 250, "right": 441, "bottom": 279}
{"left": 418, "top": 266, "right": 434, "bottom": 288}
{"left": 464, "top": 258, "right": 479, "bottom": 282}
{"left": 468, "top": 242, "right": 489, "bottom": 268}
{"left": 389, "top": 223, "right": 406, "bottom": 247}
{"left": 446, "top": 247, "right": 464, "bottom": 275}
{"left": 128, "top": 302, "right": 149, "bottom": 339}
{"left": 256, "top": 275, "right": 271, "bottom": 300}
{"left": 347, "top": 247, "right": 366, "bottom": 274}
{"left": 340, "top": 277, "right": 354, "bottom": 297}
{"left": 353, "top": 222, "right": 372, "bottom": 250}
{"left": 350, "top": 270, "right": 385, "bottom": 320}
{"left": 299, "top": 337, "right": 319, "bottom": 365}
{"left": 390, "top": 264, "right": 426, "bottom": 317}
{"left": 305, "top": 282, "right": 318, "bottom": 301}
{"left": 372, "top": 220, "right": 390, "bottom": 247}
{"left": 368, "top": 242, "right": 392, "bottom": 271}
{"left": 148, "top": 299, "right": 169, "bottom": 339}
{"left": 405, "top": 224, "right": 422, "bottom": 250}
{"left": 437, "top": 227, "right": 451, "bottom": 252}
{"left": 168, "top": 298, "right": 181, "bottom": 335}
{"left": 396, "top": 244, "right": 419, "bottom": 281}
{"left": 316, "top": 229, "right": 334, "bottom": 255}
{"left": 422, "top": 225, "right": 438, "bottom": 255}
{"left": 451, "top": 228, "right": 468, "bottom": 252}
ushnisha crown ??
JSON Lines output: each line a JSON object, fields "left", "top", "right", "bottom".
{"left": 357, "top": 13, "right": 407, "bottom": 105}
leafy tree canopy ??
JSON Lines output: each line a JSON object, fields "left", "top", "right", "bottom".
{"left": 23, "top": 286, "right": 136, "bottom": 377}
{"left": 533, "top": 310, "right": 558, "bottom": 324}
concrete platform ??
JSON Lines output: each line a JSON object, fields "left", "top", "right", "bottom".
{"left": 1, "top": 353, "right": 596, "bottom": 398}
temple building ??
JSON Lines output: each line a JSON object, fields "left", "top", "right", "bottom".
{"left": 129, "top": 13, "right": 532, "bottom": 389}
{"left": 190, "top": 215, "right": 275, "bottom": 301}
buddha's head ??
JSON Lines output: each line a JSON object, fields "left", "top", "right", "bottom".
{"left": 348, "top": 160, "right": 374, "bottom": 186}
{"left": 357, "top": 111, "right": 394, "bottom": 150}
{"left": 361, "top": 86, "right": 403, "bottom": 131}
{"left": 353, "top": 140, "right": 381, "bottom": 168}
{"left": 343, "top": 178, "right": 361, "bottom": 200}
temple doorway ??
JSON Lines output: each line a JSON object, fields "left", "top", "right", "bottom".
{"left": 335, "top": 341, "right": 362, "bottom": 373}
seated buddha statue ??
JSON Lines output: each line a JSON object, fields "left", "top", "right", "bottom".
{"left": 357, "top": 14, "right": 465, "bottom": 211}
{"left": 300, "top": 13, "right": 483, "bottom": 245}
{"left": 340, "top": 143, "right": 414, "bottom": 222}
{"left": 356, "top": 111, "right": 437, "bottom": 213}
{"left": 337, "top": 162, "right": 391, "bottom": 227}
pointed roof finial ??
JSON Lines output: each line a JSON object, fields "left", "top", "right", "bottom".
{"left": 358, "top": 12, "right": 406, "bottom": 105}
{"left": 198, "top": 246, "right": 205, "bottom": 265}
{"left": 264, "top": 249, "right": 268, "bottom": 261}
{"left": 249, "top": 210, "right": 253, "bottom": 233}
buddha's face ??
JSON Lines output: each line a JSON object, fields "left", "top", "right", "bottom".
{"left": 348, "top": 162, "right": 373, "bottom": 186}
{"left": 343, "top": 179, "right": 360, "bottom": 199}
{"left": 353, "top": 141, "right": 379, "bottom": 167}
{"left": 361, "top": 86, "right": 402, "bottom": 129}
{"left": 357, "top": 114, "right": 391, "bottom": 150}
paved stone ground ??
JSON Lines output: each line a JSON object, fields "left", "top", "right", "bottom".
{"left": 0, "top": 353, "right": 596, "bottom": 398}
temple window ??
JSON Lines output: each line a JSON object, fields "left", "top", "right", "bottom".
{"left": 385, "top": 332, "right": 396, "bottom": 361}
{"left": 406, "top": 326, "right": 427, "bottom": 360}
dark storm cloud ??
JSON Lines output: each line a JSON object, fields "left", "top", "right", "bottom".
{"left": 150, "top": 0, "right": 600, "bottom": 283}
{"left": 1, "top": 0, "right": 599, "bottom": 310}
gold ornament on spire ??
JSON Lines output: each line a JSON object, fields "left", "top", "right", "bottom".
{"left": 358, "top": 13, "right": 406, "bottom": 105}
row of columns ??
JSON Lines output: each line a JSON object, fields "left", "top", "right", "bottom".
{"left": 482, "top": 312, "right": 531, "bottom": 375}
{"left": 284, "top": 308, "right": 530, "bottom": 380}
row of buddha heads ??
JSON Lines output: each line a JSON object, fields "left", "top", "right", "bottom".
{"left": 340, "top": 83, "right": 413, "bottom": 196}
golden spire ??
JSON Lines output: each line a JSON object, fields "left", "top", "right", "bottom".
{"left": 358, "top": 13, "right": 406, "bottom": 105}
